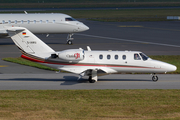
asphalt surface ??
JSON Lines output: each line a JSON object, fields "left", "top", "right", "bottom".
{"left": 0, "top": 74, "right": 180, "bottom": 90}
{"left": 0, "top": 19, "right": 180, "bottom": 89}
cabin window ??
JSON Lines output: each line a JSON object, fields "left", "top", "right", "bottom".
{"left": 27, "top": 20, "right": 30, "bottom": 24}
{"left": 65, "top": 17, "right": 77, "bottom": 21}
{"left": 122, "top": 55, "right": 126, "bottom": 60}
{"left": 53, "top": 20, "right": 55, "bottom": 23}
{"left": 107, "top": 55, "right": 111, "bottom": 60}
{"left": 115, "top": 55, "right": 118, "bottom": 60}
{"left": 34, "top": 20, "right": 36, "bottom": 24}
{"left": 134, "top": 53, "right": 141, "bottom": 60}
{"left": 21, "top": 20, "right": 23, "bottom": 24}
{"left": 8, "top": 20, "right": 11, "bottom": 24}
{"left": 15, "top": 20, "right": 17, "bottom": 24}
{"left": 99, "top": 54, "right": 103, "bottom": 59}
{"left": 46, "top": 20, "right": 49, "bottom": 23}
{"left": 40, "top": 20, "right": 42, "bottom": 23}
{"left": 140, "top": 53, "right": 149, "bottom": 61}
{"left": 2, "top": 20, "right": 5, "bottom": 24}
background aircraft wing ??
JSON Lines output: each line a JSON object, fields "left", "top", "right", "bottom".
{"left": 0, "top": 28, "right": 8, "bottom": 38}
{"left": 1, "top": 27, "right": 25, "bottom": 38}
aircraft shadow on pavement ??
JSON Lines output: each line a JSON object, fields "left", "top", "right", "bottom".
{"left": 0, "top": 76, "right": 87, "bottom": 85}
{"left": 0, "top": 76, "right": 152, "bottom": 86}
{"left": 0, "top": 76, "right": 78, "bottom": 81}
{"left": 61, "top": 76, "right": 152, "bottom": 85}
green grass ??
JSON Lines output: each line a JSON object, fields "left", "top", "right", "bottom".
{"left": 1, "top": 1, "right": 180, "bottom": 8}
{"left": 2, "top": 55, "right": 180, "bottom": 74}
{"left": 62, "top": 9, "right": 180, "bottom": 22}
{"left": 2, "top": 57, "right": 58, "bottom": 71}
{"left": 37, "top": 9, "right": 180, "bottom": 22}
{"left": 1, "top": 5, "right": 180, "bottom": 22}
{"left": 0, "top": 90, "right": 180, "bottom": 120}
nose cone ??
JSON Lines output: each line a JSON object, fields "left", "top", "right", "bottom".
{"left": 166, "top": 64, "right": 177, "bottom": 72}
{"left": 152, "top": 60, "right": 177, "bottom": 73}
{"left": 161, "top": 61, "right": 177, "bottom": 72}
{"left": 80, "top": 24, "right": 89, "bottom": 32}
{"left": 84, "top": 25, "right": 89, "bottom": 31}
{"left": 76, "top": 22, "right": 89, "bottom": 32}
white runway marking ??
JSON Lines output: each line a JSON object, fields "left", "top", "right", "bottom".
{"left": 76, "top": 33, "right": 180, "bottom": 48}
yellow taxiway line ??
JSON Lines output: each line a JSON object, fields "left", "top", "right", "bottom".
{"left": 0, "top": 65, "right": 8, "bottom": 67}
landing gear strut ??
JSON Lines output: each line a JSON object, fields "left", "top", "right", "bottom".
{"left": 67, "top": 33, "right": 74, "bottom": 45}
{"left": 89, "top": 76, "right": 96, "bottom": 83}
{"left": 152, "top": 73, "right": 158, "bottom": 82}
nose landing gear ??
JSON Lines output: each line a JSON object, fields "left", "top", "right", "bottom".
{"left": 67, "top": 33, "right": 74, "bottom": 45}
{"left": 152, "top": 73, "right": 158, "bottom": 82}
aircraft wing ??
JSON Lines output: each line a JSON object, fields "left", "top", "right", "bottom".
{"left": 0, "top": 27, "right": 25, "bottom": 38}
{"left": 60, "top": 66, "right": 117, "bottom": 76}
{"left": 0, "top": 28, "right": 8, "bottom": 38}
{"left": 7, "top": 27, "right": 25, "bottom": 31}
{"left": 7, "top": 27, "right": 26, "bottom": 38}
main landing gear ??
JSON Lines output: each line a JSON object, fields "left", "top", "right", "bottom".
{"left": 88, "top": 70, "right": 98, "bottom": 83}
{"left": 89, "top": 76, "right": 96, "bottom": 83}
{"left": 67, "top": 33, "right": 74, "bottom": 45}
{"left": 152, "top": 73, "right": 158, "bottom": 82}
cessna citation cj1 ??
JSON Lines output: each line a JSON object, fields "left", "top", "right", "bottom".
{"left": 0, "top": 13, "right": 89, "bottom": 44}
{"left": 7, "top": 27, "right": 177, "bottom": 83}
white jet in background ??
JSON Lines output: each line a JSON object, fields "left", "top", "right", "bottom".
{"left": 0, "top": 12, "right": 89, "bottom": 44}
{"left": 7, "top": 27, "right": 177, "bottom": 83}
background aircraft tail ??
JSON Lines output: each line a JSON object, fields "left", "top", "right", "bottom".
{"left": 7, "top": 27, "right": 55, "bottom": 58}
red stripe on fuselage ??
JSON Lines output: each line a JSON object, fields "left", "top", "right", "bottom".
{"left": 21, "top": 54, "right": 45, "bottom": 63}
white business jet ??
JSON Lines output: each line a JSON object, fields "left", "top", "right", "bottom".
{"left": 0, "top": 13, "right": 89, "bottom": 44}
{"left": 7, "top": 27, "right": 177, "bottom": 83}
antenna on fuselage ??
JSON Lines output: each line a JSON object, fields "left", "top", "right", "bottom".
{"left": 87, "top": 46, "right": 91, "bottom": 51}
{"left": 24, "top": 11, "right": 28, "bottom": 14}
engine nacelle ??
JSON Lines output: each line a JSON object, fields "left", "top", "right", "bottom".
{"left": 55, "top": 49, "right": 84, "bottom": 61}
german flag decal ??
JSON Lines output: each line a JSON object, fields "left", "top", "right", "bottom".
{"left": 22, "top": 32, "right": 26, "bottom": 35}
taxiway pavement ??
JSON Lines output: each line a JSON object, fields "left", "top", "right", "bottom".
{"left": 0, "top": 20, "right": 180, "bottom": 89}
{"left": 0, "top": 74, "right": 180, "bottom": 90}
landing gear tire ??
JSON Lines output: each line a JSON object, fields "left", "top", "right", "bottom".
{"left": 152, "top": 76, "right": 158, "bottom": 82}
{"left": 89, "top": 76, "right": 95, "bottom": 83}
{"left": 67, "top": 40, "right": 72, "bottom": 45}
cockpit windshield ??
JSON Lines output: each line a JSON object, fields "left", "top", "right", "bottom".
{"left": 139, "top": 53, "right": 149, "bottom": 61}
{"left": 65, "top": 17, "right": 77, "bottom": 21}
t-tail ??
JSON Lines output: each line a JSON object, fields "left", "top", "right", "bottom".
{"left": 7, "top": 27, "right": 55, "bottom": 59}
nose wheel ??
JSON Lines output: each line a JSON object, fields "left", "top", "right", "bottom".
{"left": 67, "top": 40, "right": 72, "bottom": 45}
{"left": 152, "top": 74, "right": 158, "bottom": 82}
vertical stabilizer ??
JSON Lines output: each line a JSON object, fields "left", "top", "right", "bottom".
{"left": 7, "top": 27, "right": 55, "bottom": 57}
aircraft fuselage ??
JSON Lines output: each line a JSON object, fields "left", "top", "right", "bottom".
{"left": 0, "top": 13, "right": 89, "bottom": 35}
